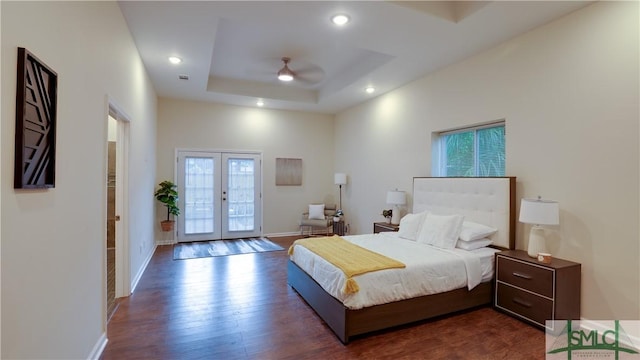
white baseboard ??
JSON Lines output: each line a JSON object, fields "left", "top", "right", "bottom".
{"left": 156, "top": 238, "right": 175, "bottom": 245}
{"left": 266, "top": 230, "right": 338, "bottom": 237}
{"left": 87, "top": 332, "right": 108, "bottom": 360}
{"left": 130, "top": 245, "right": 156, "bottom": 293}
{"left": 265, "top": 231, "right": 301, "bottom": 237}
{"left": 157, "top": 232, "right": 308, "bottom": 242}
{"left": 577, "top": 318, "right": 640, "bottom": 349}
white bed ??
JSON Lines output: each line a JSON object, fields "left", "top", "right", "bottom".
{"left": 287, "top": 176, "right": 516, "bottom": 343}
{"left": 290, "top": 232, "right": 500, "bottom": 310}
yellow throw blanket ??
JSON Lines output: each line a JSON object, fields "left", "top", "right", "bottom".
{"left": 288, "top": 235, "right": 406, "bottom": 294}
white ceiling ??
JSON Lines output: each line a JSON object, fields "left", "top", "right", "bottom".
{"left": 118, "top": 1, "right": 591, "bottom": 115}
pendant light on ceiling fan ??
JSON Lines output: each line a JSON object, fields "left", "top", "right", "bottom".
{"left": 277, "top": 57, "right": 294, "bottom": 82}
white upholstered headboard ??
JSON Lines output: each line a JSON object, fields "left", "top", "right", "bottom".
{"left": 412, "top": 177, "right": 516, "bottom": 250}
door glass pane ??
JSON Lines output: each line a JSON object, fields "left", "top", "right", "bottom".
{"left": 227, "top": 158, "right": 255, "bottom": 231}
{"left": 184, "top": 157, "right": 214, "bottom": 234}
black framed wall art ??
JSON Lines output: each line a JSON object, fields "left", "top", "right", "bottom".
{"left": 14, "top": 47, "right": 58, "bottom": 189}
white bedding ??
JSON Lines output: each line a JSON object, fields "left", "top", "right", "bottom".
{"left": 290, "top": 232, "right": 499, "bottom": 310}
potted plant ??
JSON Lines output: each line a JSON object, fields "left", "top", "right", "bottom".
{"left": 154, "top": 180, "right": 180, "bottom": 231}
{"left": 381, "top": 209, "right": 392, "bottom": 223}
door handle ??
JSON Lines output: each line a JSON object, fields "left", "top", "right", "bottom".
{"left": 115, "top": 215, "right": 121, "bottom": 221}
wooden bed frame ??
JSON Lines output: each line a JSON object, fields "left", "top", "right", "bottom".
{"left": 287, "top": 177, "right": 516, "bottom": 343}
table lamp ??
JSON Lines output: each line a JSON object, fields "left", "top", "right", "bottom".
{"left": 519, "top": 197, "right": 560, "bottom": 258}
{"left": 386, "top": 190, "right": 406, "bottom": 225}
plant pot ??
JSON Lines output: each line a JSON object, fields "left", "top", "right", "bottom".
{"left": 333, "top": 216, "right": 341, "bottom": 222}
{"left": 160, "top": 220, "right": 174, "bottom": 232}
{"left": 385, "top": 217, "right": 391, "bottom": 224}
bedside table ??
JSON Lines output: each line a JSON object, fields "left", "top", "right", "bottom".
{"left": 373, "top": 222, "right": 399, "bottom": 234}
{"left": 495, "top": 250, "right": 581, "bottom": 330}
{"left": 333, "top": 220, "right": 345, "bottom": 236}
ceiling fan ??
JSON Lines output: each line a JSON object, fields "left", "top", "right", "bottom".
{"left": 277, "top": 57, "right": 295, "bottom": 82}
{"left": 272, "top": 57, "right": 324, "bottom": 85}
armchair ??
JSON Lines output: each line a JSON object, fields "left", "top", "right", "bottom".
{"left": 299, "top": 204, "right": 336, "bottom": 237}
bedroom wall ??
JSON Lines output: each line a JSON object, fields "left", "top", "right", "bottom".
{"left": 1, "top": 2, "right": 157, "bottom": 358}
{"left": 335, "top": 1, "right": 639, "bottom": 321}
{"left": 156, "top": 98, "right": 335, "bottom": 241}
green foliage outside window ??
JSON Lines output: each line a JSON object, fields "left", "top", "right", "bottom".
{"left": 442, "top": 125, "right": 505, "bottom": 177}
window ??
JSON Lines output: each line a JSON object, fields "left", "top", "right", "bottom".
{"left": 436, "top": 122, "right": 505, "bottom": 177}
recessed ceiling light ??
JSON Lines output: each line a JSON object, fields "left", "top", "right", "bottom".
{"left": 168, "top": 56, "right": 182, "bottom": 64}
{"left": 331, "top": 14, "right": 350, "bottom": 26}
{"left": 365, "top": 86, "right": 376, "bottom": 94}
{"left": 256, "top": 100, "right": 265, "bottom": 107}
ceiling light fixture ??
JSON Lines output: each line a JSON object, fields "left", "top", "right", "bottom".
{"left": 365, "top": 86, "right": 376, "bottom": 94}
{"left": 277, "top": 57, "right": 294, "bottom": 82}
{"left": 256, "top": 99, "right": 264, "bottom": 107}
{"left": 331, "top": 14, "right": 350, "bottom": 26}
{"left": 168, "top": 56, "right": 182, "bottom": 64}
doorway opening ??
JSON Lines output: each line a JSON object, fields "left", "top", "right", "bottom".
{"left": 106, "top": 115, "right": 117, "bottom": 319}
{"left": 106, "top": 103, "right": 130, "bottom": 321}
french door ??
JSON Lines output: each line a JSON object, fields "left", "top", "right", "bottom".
{"left": 176, "top": 150, "right": 262, "bottom": 242}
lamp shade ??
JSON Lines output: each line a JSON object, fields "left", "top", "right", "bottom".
{"left": 386, "top": 190, "right": 406, "bottom": 205}
{"left": 519, "top": 198, "right": 559, "bottom": 225}
{"left": 334, "top": 173, "right": 347, "bottom": 185}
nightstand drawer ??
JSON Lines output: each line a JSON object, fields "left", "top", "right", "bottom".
{"left": 497, "top": 256, "right": 553, "bottom": 298}
{"left": 496, "top": 283, "right": 553, "bottom": 326}
{"left": 373, "top": 222, "right": 399, "bottom": 234}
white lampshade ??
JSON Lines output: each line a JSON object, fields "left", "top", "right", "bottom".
{"left": 519, "top": 198, "right": 559, "bottom": 225}
{"left": 334, "top": 173, "right": 347, "bottom": 185}
{"left": 386, "top": 190, "right": 406, "bottom": 225}
{"left": 386, "top": 190, "right": 406, "bottom": 205}
{"left": 520, "top": 198, "right": 559, "bottom": 258}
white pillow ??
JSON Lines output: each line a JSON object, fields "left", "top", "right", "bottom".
{"left": 397, "top": 212, "right": 427, "bottom": 241}
{"left": 459, "top": 221, "right": 498, "bottom": 242}
{"left": 308, "top": 204, "right": 325, "bottom": 220}
{"left": 456, "top": 238, "right": 493, "bottom": 250}
{"left": 417, "top": 213, "right": 465, "bottom": 249}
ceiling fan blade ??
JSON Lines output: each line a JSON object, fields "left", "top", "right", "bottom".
{"left": 244, "top": 57, "right": 285, "bottom": 82}
{"left": 290, "top": 64, "right": 325, "bottom": 84}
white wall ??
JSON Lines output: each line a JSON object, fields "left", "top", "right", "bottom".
{"left": 335, "top": 1, "right": 639, "bottom": 320}
{"left": 157, "top": 98, "right": 335, "bottom": 241}
{"left": 1, "top": 2, "right": 157, "bottom": 358}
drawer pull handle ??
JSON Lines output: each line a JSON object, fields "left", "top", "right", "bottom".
{"left": 513, "top": 297, "right": 532, "bottom": 308}
{"left": 512, "top": 272, "right": 532, "bottom": 280}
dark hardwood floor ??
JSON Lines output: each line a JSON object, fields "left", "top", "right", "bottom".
{"left": 101, "top": 236, "right": 545, "bottom": 359}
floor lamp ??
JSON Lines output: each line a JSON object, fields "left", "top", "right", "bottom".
{"left": 520, "top": 197, "right": 560, "bottom": 258}
{"left": 334, "top": 173, "right": 347, "bottom": 210}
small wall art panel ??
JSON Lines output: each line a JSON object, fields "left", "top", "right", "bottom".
{"left": 276, "top": 158, "right": 302, "bottom": 186}
{"left": 14, "top": 47, "right": 58, "bottom": 189}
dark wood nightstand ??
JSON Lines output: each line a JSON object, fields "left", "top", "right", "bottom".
{"left": 494, "top": 250, "right": 581, "bottom": 330}
{"left": 333, "top": 220, "right": 345, "bottom": 236}
{"left": 373, "top": 222, "right": 400, "bottom": 234}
